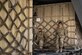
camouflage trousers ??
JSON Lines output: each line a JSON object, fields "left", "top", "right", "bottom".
{"left": 39, "top": 40, "right": 44, "bottom": 49}
{"left": 56, "top": 36, "right": 65, "bottom": 52}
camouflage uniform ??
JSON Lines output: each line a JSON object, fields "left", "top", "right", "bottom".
{"left": 55, "top": 21, "right": 67, "bottom": 52}
{"left": 35, "top": 28, "right": 45, "bottom": 49}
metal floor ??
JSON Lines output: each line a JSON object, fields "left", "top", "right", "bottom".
{"left": 33, "top": 52, "right": 82, "bottom": 55}
{"left": 33, "top": 49, "right": 82, "bottom": 55}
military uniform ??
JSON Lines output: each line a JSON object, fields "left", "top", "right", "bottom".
{"left": 55, "top": 21, "right": 67, "bottom": 52}
{"left": 35, "top": 28, "right": 45, "bottom": 49}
